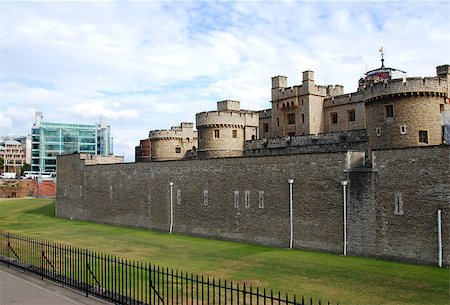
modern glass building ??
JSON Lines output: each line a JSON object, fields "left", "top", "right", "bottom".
{"left": 31, "top": 112, "right": 112, "bottom": 172}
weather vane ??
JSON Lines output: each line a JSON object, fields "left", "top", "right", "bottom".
{"left": 379, "top": 46, "right": 385, "bottom": 68}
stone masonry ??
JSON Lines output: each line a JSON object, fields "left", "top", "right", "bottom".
{"left": 57, "top": 145, "right": 449, "bottom": 266}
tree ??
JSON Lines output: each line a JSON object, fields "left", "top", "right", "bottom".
{"left": 20, "top": 163, "right": 31, "bottom": 176}
{"left": 0, "top": 157, "right": 4, "bottom": 173}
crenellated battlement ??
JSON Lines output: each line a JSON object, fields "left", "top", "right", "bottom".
{"left": 326, "top": 85, "right": 345, "bottom": 97}
{"left": 196, "top": 110, "right": 259, "bottom": 128}
{"left": 323, "top": 91, "right": 365, "bottom": 108}
{"left": 149, "top": 122, "right": 197, "bottom": 140}
{"left": 271, "top": 84, "right": 327, "bottom": 101}
{"left": 364, "top": 77, "right": 448, "bottom": 102}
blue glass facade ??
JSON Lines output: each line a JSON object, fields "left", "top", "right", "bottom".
{"left": 31, "top": 115, "right": 111, "bottom": 172}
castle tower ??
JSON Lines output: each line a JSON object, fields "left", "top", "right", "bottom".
{"left": 196, "top": 100, "right": 259, "bottom": 159}
{"left": 148, "top": 122, "right": 197, "bottom": 161}
{"left": 269, "top": 70, "right": 327, "bottom": 138}
{"left": 365, "top": 65, "right": 449, "bottom": 152}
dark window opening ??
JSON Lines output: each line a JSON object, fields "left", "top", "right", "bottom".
{"left": 385, "top": 105, "right": 394, "bottom": 118}
{"left": 330, "top": 112, "right": 338, "bottom": 124}
{"left": 419, "top": 130, "right": 428, "bottom": 144}
{"left": 348, "top": 110, "right": 356, "bottom": 122}
{"left": 287, "top": 113, "right": 295, "bottom": 125}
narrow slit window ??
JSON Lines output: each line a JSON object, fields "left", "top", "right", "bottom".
{"left": 400, "top": 124, "right": 407, "bottom": 135}
{"left": 244, "top": 190, "right": 250, "bottom": 208}
{"left": 234, "top": 190, "right": 239, "bottom": 208}
{"left": 177, "top": 189, "right": 182, "bottom": 205}
{"left": 258, "top": 191, "right": 264, "bottom": 208}
{"left": 375, "top": 127, "right": 381, "bottom": 136}
{"left": 394, "top": 192, "right": 404, "bottom": 215}
{"left": 203, "top": 190, "right": 208, "bottom": 206}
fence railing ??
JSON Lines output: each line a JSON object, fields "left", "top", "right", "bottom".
{"left": 0, "top": 232, "right": 339, "bottom": 305}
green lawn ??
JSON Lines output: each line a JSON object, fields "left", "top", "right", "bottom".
{"left": 0, "top": 198, "right": 448, "bottom": 305}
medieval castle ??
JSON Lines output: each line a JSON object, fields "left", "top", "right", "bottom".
{"left": 57, "top": 60, "right": 449, "bottom": 266}
{"left": 135, "top": 60, "right": 449, "bottom": 162}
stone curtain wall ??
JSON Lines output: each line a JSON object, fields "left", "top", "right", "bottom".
{"left": 56, "top": 146, "right": 449, "bottom": 265}
{"left": 371, "top": 146, "right": 450, "bottom": 265}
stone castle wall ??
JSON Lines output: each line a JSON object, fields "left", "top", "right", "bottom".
{"left": 244, "top": 129, "right": 368, "bottom": 157}
{"left": 56, "top": 145, "right": 449, "bottom": 266}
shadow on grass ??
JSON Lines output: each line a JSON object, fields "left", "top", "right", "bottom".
{"left": 23, "top": 201, "right": 55, "bottom": 217}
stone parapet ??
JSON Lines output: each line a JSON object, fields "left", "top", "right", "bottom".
{"left": 364, "top": 77, "right": 447, "bottom": 102}
{"left": 323, "top": 91, "right": 365, "bottom": 108}
{"left": 196, "top": 111, "right": 259, "bottom": 128}
{"left": 245, "top": 129, "right": 368, "bottom": 156}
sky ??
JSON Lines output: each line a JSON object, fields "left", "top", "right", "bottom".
{"left": 1, "top": 0, "right": 449, "bottom": 162}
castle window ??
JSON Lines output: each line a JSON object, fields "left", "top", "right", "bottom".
{"left": 394, "top": 192, "right": 404, "bottom": 215}
{"left": 301, "top": 114, "right": 305, "bottom": 123}
{"left": 175, "top": 147, "right": 181, "bottom": 153}
{"left": 440, "top": 104, "right": 444, "bottom": 113}
{"left": 277, "top": 118, "right": 280, "bottom": 127}
{"left": 199, "top": 131, "right": 202, "bottom": 139}
{"left": 375, "top": 127, "right": 381, "bottom": 136}
{"left": 288, "top": 113, "right": 295, "bottom": 125}
{"left": 330, "top": 112, "right": 338, "bottom": 124}
{"left": 258, "top": 191, "right": 264, "bottom": 209}
{"left": 203, "top": 190, "right": 208, "bottom": 206}
{"left": 385, "top": 105, "right": 394, "bottom": 118}
{"left": 288, "top": 132, "right": 295, "bottom": 137}
{"left": 419, "top": 130, "right": 428, "bottom": 144}
{"left": 244, "top": 190, "right": 250, "bottom": 208}
{"left": 234, "top": 190, "right": 239, "bottom": 208}
{"left": 177, "top": 189, "right": 182, "bottom": 205}
{"left": 301, "top": 99, "right": 304, "bottom": 106}
{"left": 400, "top": 124, "right": 407, "bottom": 135}
{"left": 232, "top": 130, "right": 237, "bottom": 138}
{"left": 214, "top": 130, "right": 220, "bottom": 138}
{"left": 347, "top": 110, "right": 355, "bottom": 122}
{"left": 263, "top": 123, "right": 269, "bottom": 133}
{"left": 63, "top": 186, "right": 67, "bottom": 196}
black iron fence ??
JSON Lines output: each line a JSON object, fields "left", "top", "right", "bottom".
{"left": 0, "top": 232, "right": 338, "bottom": 305}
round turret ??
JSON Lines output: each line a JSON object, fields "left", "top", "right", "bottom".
{"left": 196, "top": 100, "right": 259, "bottom": 159}
{"left": 148, "top": 123, "right": 197, "bottom": 161}
{"left": 365, "top": 77, "right": 448, "bottom": 151}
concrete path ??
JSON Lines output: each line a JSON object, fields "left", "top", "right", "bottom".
{"left": 0, "top": 264, "right": 110, "bottom": 305}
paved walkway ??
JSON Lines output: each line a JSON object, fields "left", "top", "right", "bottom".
{"left": 0, "top": 264, "right": 109, "bottom": 305}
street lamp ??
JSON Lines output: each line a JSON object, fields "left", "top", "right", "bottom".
{"left": 341, "top": 180, "right": 348, "bottom": 256}
{"left": 169, "top": 182, "right": 174, "bottom": 234}
{"left": 288, "top": 178, "right": 294, "bottom": 249}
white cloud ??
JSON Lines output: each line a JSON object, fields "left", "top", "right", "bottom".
{"left": 0, "top": 1, "right": 448, "bottom": 161}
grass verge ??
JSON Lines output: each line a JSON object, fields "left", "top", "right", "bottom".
{"left": 0, "top": 198, "right": 448, "bottom": 305}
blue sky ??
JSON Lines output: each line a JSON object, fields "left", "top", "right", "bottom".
{"left": 1, "top": 0, "right": 449, "bottom": 162}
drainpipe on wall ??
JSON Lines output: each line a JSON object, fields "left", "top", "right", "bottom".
{"left": 169, "top": 182, "right": 174, "bottom": 234}
{"left": 341, "top": 180, "right": 348, "bottom": 256}
{"left": 288, "top": 178, "right": 294, "bottom": 249}
{"left": 438, "top": 209, "right": 442, "bottom": 267}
